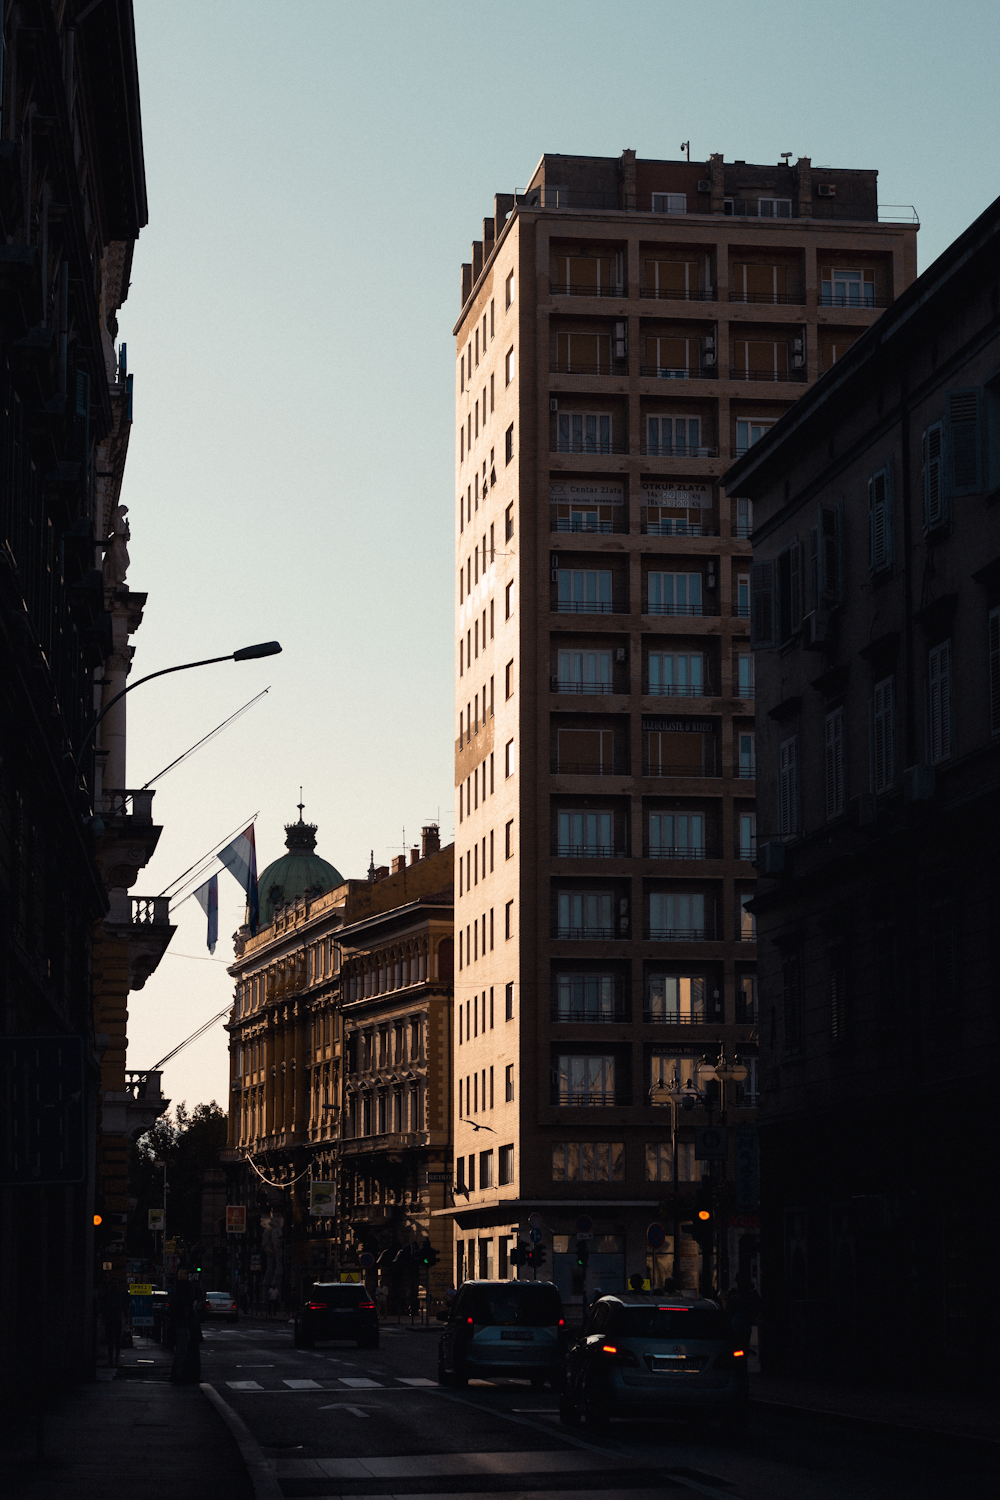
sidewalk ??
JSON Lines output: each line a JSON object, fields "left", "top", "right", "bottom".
{"left": 749, "top": 1370, "right": 1000, "bottom": 1447}
{"left": 7, "top": 1337, "right": 254, "bottom": 1500}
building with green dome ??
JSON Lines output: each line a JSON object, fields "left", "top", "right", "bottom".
{"left": 257, "top": 810, "right": 344, "bottom": 927}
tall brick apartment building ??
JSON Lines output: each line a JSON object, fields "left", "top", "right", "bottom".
{"left": 443, "top": 149, "right": 917, "bottom": 1302}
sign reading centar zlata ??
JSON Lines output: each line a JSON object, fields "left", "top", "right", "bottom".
{"left": 640, "top": 480, "right": 712, "bottom": 509}
{"left": 310, "top": 1181, "right": 336, "bottom": 1216}
{"left": 549, "top": 480, "right": 625, "bottom": 505}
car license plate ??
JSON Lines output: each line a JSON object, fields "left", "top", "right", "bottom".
{"left": 652, "top": 1355, "right": 693, "bottom": 1371}
{"left": 501, "top": 1329, "right": 533, "bottom": 1341}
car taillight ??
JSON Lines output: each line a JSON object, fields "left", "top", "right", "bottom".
{"left": 600, "top": 1344, "right": 639, "bottom": 1366}
{"left": 466, "top": 1316, "right": 474, "bottom": 1325}
{"left": 558, "top": 1318, "right": 565, "bottom": 1328}
{"left": 307, "top": 1301, "right": 327, "bottom": 1310}
{"left": 230, "top": 1303, "right": 237, "bottom": 1311}
{"left": 733, "top": 1349, "right": 746, "bottom": 1358}
{"left": 358, "top": 1301, "right": 376, "bottom": 1310}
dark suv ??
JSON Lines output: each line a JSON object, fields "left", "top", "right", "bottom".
{"left": 294, "top": 1282, "right": 379, "bottom": 1349}
{"left": 438, "top": 1280, "right": 565, "bottom": 1387}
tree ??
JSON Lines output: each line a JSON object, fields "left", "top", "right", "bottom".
{"left": 129, "top": 1102, "right": 228, "bottom": 1260}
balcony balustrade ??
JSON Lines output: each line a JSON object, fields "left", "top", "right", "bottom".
{"left": 639, "top": 441, "right": 718, "bottom": 458}
{"left": 639, "top": 286, "right": 716, "bottom": 302}
{"left": 641, "top": 520, "right": 719, "bottom": 538}
{"left": 554, "top": 842, "right": 627, "bottom": 858}
{"left": 729, "top": 366, "right": 808, "bottom": 383}
{"left": 552, "top": 758, "right": 629, "bottom": 777}
{"left": 639, "top": 364, "right": 718, "bottom": 381}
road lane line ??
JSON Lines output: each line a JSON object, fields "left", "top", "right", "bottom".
{"left": 338, "top": 1377, "right": 384, "bottom": 1388}
{"left": 226, "top": 1380, "right": 264, "bottom": 1391}
{"left": 398, "top": 1376, "right": 437, "bottom": 1386}
{"left": 317, "top": 1404, "right": 372, "bottom": 1417}
{"left": 283, "top": 1379, "right": 322, "bottom": 1389}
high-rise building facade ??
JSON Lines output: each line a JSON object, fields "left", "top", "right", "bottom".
{"left": 446, "top": 150, "right": 917, "bottom": 1301}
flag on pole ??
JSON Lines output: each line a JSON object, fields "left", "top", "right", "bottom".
{"left": 193, "top": 874, "right": 219, "bottom": 954}
{"left": 218, "top": 823, "right": 259, "bottom": 935}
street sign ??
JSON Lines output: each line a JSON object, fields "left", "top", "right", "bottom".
{"left": 575, "top": 1214, "right": 593, "bottom": 1234}
{"left": 646, "top": 1222, "right": 667, "bottom": 1250}
{"left": 529, "top": 1228, "right": 543, "bottom": 1243}
{"left": 249, "top": 1254, "right": 262, "bottom": 1271}
{"left": 695, "top": 1126, "right": 728, "bottom": 1161}
{"left": 309, "top": 1181, "right": 336, "bottom": 1216}
{"left": 340, "top": 1271, "right": 362, "bottom": 1283}
{"left": 528, "top": 1212, "right": 543, "bottom": 1230}
{"left": 226, "top": 1206, "right": 246, "bottom": 1234}
{"left": 575, "top": 1232, "right": 592, "bottom": 1241}
{"left": 128, "top": 1283, "right": 153, "bottom": 1297}
{"left": 148, "top": 1208, "right": 165, "bottom": 1232}
{"left": 358, "top": 1252, "right": 375, "bottom": 1268}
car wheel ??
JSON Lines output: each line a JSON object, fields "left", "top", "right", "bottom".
{"left": 558, "top": 1391, "right": 582, "bottom": 1427}
{"left": 583, "top": 1380, "right": 609, "bottom": 1431}
{"left": 437, "top": 1351, "right": 453, "bottom": 1387}
{"left": 452, "top": 1358, "right": 469, "bottom": 1388}
{"left": 529, "top": 1372, "right": 546, "bottom": 1390}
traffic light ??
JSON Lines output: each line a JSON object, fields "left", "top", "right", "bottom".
{"left": 509, "top": 1240, "right": 530, "bottom": 1267}
{"left": 691, "top": 1189, "right": 715, "bottom": 1249}
{"left": 93, "top": 1213, "right": 103, "bottom": 1227}
{"left": 574, "top": 1237, "right": 589, "bottom": 1269}
{"left": 528, "top": 1243, "right": 547, "bottom": 1269}
{"left": 419, "top": 1242, "right": 439, "bottom": 1267}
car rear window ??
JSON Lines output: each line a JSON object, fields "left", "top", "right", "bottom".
{"left": 609, "top": 1306, "right": 730, "bottom": 1340}
{"left": 312, "top": 1284, "right": 366, "bottom": 1306}
{"left": 467, "top": 1284, "right": 563, "bottom": 1327}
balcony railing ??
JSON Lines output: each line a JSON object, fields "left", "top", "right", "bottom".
{"left": 735, "top": 764, "right": 757, "bottom": 780}
{"left": 735, "top": 684, "right": 755, "bottom": 699}
{"left": 732, "top": 525, "right": 754, "bottom": 540}
{"left": 551, "top": 516, "right": 629, "bottom": 534}
{"left": 647, "top": 926, "right": 713, "bottom": 942}
{"left": 555, "top": 843, "right": 626, "bottom": 858}
{"left": 553, "top": 600, "right": 626, "bottom": 615}
{"left": 131, "top": 896, "right": 171, "bottom": 925}
{"left": 124, "top": 1070, "right": 165, "bottom": 1101}
{"left": 731, "top": 602, "right": 751, "bottom": 616}
{"left": 647, "top": 845, "right": 716, "bottom": 860}
{"left": 639, "top": 442, "right": 718, "bottom": 458}
{"left": 550, "top": 677, "right": 617, "bottom": 694}
{"left": 736, "top": 841, "right": 757, "bottom": 861}
{"left": 552, "top": 1089, "right": 630, "bottom": 1107}
{"left": 735, "top": 1003, "right": 758, "bottom": 1025}
{"left": 729, "top": 366, "right": 808, "bottom": 383}
{"left": 550, "top": 360, "right": 628, "bottom": 377}
{"left": 103, "top": 788, "right": 155, "bottom": 821}
{"left": 554, "top": 925, "right": 616, "bottom": 941}
{"left": 643, "top": 761, "right": 720, "bottom": 779}
{"left": 643, "top": 602, "right": 709, "bottom": 617}
{"left": 552, "top": 1002, "right": 630, "bottom": 1023}
{"left": 643, "top": 682, "right": 716, "bottom": 697}
{"left": 551, "top": 438, "right": 628, "bottom": 455}
{"left": 643, "top": 1007, "right": 720, "bottom": 1024}
{"left": 550, "top": 281, "right": 627, "bottom": 299}
{"left": 818, "top": 293, "right": 888, "bottom": 309}
{"left": 729, "top": 291, "right": 805, "bottom": 306}
{"left": 639, "top": 364, "right": 718, "bottom": 381}
{"left": 552, "top": 758, "right": 629, "bottom": 777}
{"left": 639, "top": 286, "right": 716, "bottom": 302}
{"left": 642, "top": 520, "right": 719, "bottom": 538}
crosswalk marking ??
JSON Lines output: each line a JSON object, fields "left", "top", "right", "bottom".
{"left": 226, "top": 1380, "right": 263, "bottom": 1391}
{"left": 338, "top": 1376, "right": 383, "bottom": 1388}
{"left": 283, "top": 1378, "right": 322, "bottom": 1390}
{"left": 398, "top": 1376, "right": 437, "bottom": 1386}
{"left": 276, "top": 1450, "right": 605, "bottom": 1480}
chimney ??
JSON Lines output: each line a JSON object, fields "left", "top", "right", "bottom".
{"left": 421, "top": 824, "right": 440, "bottom": 858}
{"left": 391, "top": 854, "right": 406, "bottom": 875}
{"left": 709, "top": 152, "right": 725, "bottom": 216}
{"left": 461, "top": 262, "right": 472, "bottom": 308}
{"left": 374, "top": 865, "right": 389, "bottom": 882}
{"left": 494, "top": 193, "right": 515, "bottom": 232}
{"left": 409, "top": 846, "right": 420, "bottom": 866}
{"left": 483, "top": 217, "right": 495, "bottom": 259}
{"left": 619, "top": 148, "right": 637, "bottom": 211}
{"left": 472, "top": 240, "right": 484, "bottom": 284}
{"left": 795, "top": 157, "right": 812, "bottom": 218}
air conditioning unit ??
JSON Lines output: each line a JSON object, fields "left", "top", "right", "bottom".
{"left": 792, "top": 335, "right": 805, "bottom": 369}
{"left": 757, "top": 841, "right": 785, "bottom": 875}
{"left": 550, "top": 552, "right": 559, "bottom": 583}
{"left": 817, "top": 184, "right": 837, "bottom": 198}
{"left": 802, "top": 608, "right": 834, "bottom": 649}
{"left": 706, "top": 564, "right": 717, "bottom": 590}
{"left": 614, "top": 321, "right": 627, "bottom": 359}
{"left": 703, "top": 334, "right": 716, "bottom": 367}
{"left": 697, "top": 179, "right": 711, "bottom": 193}
{"left": 903, "top": 764, "right": 935, "bottom": 803}
{"left": 615, "top": 647, "right": 626, "bottom": 663}
{"left": 550, "top": 397, "right": 559, "bottom": 412}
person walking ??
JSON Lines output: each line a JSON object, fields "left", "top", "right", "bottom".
{"left": 169, "top": 1274, "right": 203, "bottom": 1384}
{"left": 267, "top": 1284, "right": 280, "bottom": 1318}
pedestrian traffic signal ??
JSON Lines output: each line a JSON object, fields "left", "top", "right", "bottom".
{"left": 574, "top": 1237, "right": 589, "bottom": 1269}
{"left": 419, "top": 1242, "right": 439, "bottom": 1267}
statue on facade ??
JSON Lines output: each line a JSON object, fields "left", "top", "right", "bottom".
{"left": 103, "top": 503, "right": 130, "bottom": 586}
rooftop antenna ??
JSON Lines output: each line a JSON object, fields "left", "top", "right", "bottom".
{"left": 780, "top": 152, "right": 793, "bottom": 163}
{"left": 680, "top": 140, "right": 690, "bottom": 162}
{"left": 297, "top": 786, "right": 305, "bottom": 821}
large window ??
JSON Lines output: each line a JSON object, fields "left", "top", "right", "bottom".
{"left": 646, "top": 974, "right": 705, "bottom": 1022}
{"left": 646, "top": 415, "right": 703, "bottom": 456}
{"left": 556, "top": 568, "right": 613, "bottom": 613}
{"left": 733, "top": 338, "right": 789, "bottom": 381}
{"left": 556, "top": 648, "right": 612, "bottom": 693}
{"left": 820, "top": 267, "right": 875, "bottom": 307}
{"left": 644, "top": 336, "right": 694, "bottom": 378}
{"left": 650, "top": 1049, "right": 711, "bottom": 1092}
{"left": 646, "top": 1141, "right": 699, "bottom": 1182}
{"left": 732, "top": 262, "right": 787, "bottom": 303}
{"left": 558, "top": 810, "right": 614, "bottom": 856}
{"left": 928, "top": 642, "right": 952, "bottom": 764}
{"left": 758, "top": 197, "right": 792, "bottom": 217}
{"left": 554, "top": 1055, "right": 616, "bottom": 1106}
{"left": 824, "top": 708, "right": 845, "bottom": 818}
{"left": 499, "top": 1144, "right": 514, "bottom": 1185}
{"left": 647, "top": 570, "right": 703, "bottom": 615}
{"left": 552, "top": 254, "right": 615, "bottom": 295}
{"left": 739, "top": 812, "right": 756, "bottom": 859}
{"left": 649, "top": 812, "right": 704, "bottom": 858}
{"left": 649, "top": 891, "right": 706, "bottom": 940}
{"left": 555, "top": 972, "right": 618, "bottom": 1021}
{"left": 737, "top": 653, "right": 755, "bottom": 697}
{"left": 556, "top": 727, "right": 615, "bottom": 774}
{"left": 735, "top": 420, "right": 773, "bottom": 456}
{"left": 552, "top": 1141, "right": 624, "bottom": 1180}
{"left": 739, "top": 892, "right": 756, "bottom": 941}
{"left": 557, "top": 890, "right": 614, "bottom": 939}
{"left": 652, "top": 192, "right": 687, "bottom": 214}
{"left": 556, "top": 411, "right": 614, "bottom": 453}
{"left": 647, "top": 651, "right": 706, "bottom": 696}
{"left": 644, "top": 259, "right": 700, "bottom": 299}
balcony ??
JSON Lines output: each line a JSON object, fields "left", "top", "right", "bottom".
{"left": 735, "top": 764, "right": 757, "bottom": 781}
{"left": 550, "top": 677, "right": 618, "bottom": 695}
{"left": 736, "top": 841, "right": 757, "bottom": 862}
{"left": 818, "top": 292, "right": 889, "bottom": 309}
{"left": 551, "top": 437, "right": 628, "bottom": 455}
{"left": 729, "top": 366, "right": 808, "bottom": 384}
{"left": 732, "top": 602, "right": 751, "bottom": 616}
{"left": 643, "top": 762, "right": 720, "bottom": 780}
{"left": 551, "top": 516, "right": 629, "bottom": 535}
{"left": 734, "top": 684, "right": 755, "bottom": 700}
{"left": 643, "top": 602, "right": 711, "bottom": 618}
{"left": 552, "top": 758, "right": 629, "bottom": 777}
{"left": 101, "top": 1069, "right": 170, "bottom": 1139}
{"left": 641, "top": 519, "right": 719, "bottom": 538}
{"left": 103, "top": 892, "right": 176, "bottom": 990}
{"left": 553, "top": 600, "right": 626, "bottom": 616}
{"left": 639, "top": 441, "right": 718, "bottom": 458}
{"left": 554, "top": 924, "right": 616, "bottom": 941}
{"left": 647, "top": 844, "right": 718, "bottom": 860}
{"left": 647, "top": 925, "right": 714, "bottom": 942}
{"left": 643, "top": 682, "right": 717, "bottom": 698}
{"left": 551, "top": 1000, "right": 630, "bottom": 1023}
{"left": 643, "top": 1006, "right": 720, "bottom": 1024}
{"left": 639, "top": 364, "right": 717, "bottom": 381}
{"left": 729, "top": 291, "right": 805, "bottom": 306}
{"left": 555, "top": 843, "right": 627, "bottom": 859}
{"left": 550, "top": 280, "right": 627, "bottom": 299}
{"left": 96, "top": 787, "right": 162, "bottom": 891}
{"left": 552, "top": 1089, "right": 631, "bottom": 1107}
{"left": 639, "top": 286, "right": 716, "bottom": 303}
{"left": 550, "top": 359, "right": 628, "bottom": 377}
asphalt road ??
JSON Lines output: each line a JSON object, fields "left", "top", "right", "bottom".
{"left": 201, "top": 1316, "right": 994, "bottom": 1500}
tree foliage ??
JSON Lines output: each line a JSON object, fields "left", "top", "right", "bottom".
{"left": 128, "top": 1101, "right": 228, "bottom": 1257}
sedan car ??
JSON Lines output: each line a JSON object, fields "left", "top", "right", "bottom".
{"left": 294, "top": 1282, "right": 379, "bottom": 1349}
{"left": 559, "top": 1293, "right": 748, "bottom": 1432}
{"left": 438, "top": 1280, "right": 565, "bottom": 1387}
{"left": 202, "top": 1291, "right": 238, "bottom": 1322}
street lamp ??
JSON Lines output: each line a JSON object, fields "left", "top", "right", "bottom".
{"left": 75, "top": 640, "right": 283, "bottom": 774}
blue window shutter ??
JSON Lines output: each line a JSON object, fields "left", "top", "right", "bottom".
{"left": 947, "top": 388, "right": 981, "bottom": 495}
{"left": 751, "top": 560, "right": 775, "bottom": 648}
{"left": 923, "top": 423, "right": 945, "bottom": 528}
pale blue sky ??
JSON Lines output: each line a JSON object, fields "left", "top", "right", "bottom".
{"left": 123, "top": 0, "right": 999, "bottom": 1107}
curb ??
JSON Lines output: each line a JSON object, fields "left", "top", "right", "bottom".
{"left": 200, "top": 1382, "right": 284, "bottom": 1500}
{"left": 749, "top": 1396, "right": 1000, "bottom": 1453}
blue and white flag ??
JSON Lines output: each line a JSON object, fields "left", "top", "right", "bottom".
{"left": 193, "top": 873, "right": 219, "bottom": 954}
{"left": 218, "top": 823, "right": 259, "bottom": 936}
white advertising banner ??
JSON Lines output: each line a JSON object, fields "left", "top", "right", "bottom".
{"left": 549, "top": 480, "right": 625, "bottom": 506}
{"left": 640, "top": 480, "right": 713, "bottom": 509}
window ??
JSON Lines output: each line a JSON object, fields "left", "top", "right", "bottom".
{"left": 739, "top": 891, "right": 756, "bottom": 941}
{"left": 505, "top": 501, "right": 513, "bottom": 537}
{"left": 505, "top": 270, "right": 514, "bottom": 308}
{"left": 552, "top": 1141, "right": 624, "bottom": 1180}
{"left": 505, "top": 659, "right": 514, "bottom": 698}
{"left": 646, "top": 1141, "right": 698, "bottom": 1183}
{"left": 652, "top": 191, "right": 687, "bottom": 214}
{"left": 737, "top": 973, "right": 757, "bottom": 1023}
{"left": 824, "top": 708, "right": 845, "bottom": 819}
{"left": 505, "top": 580, "right": 513, "bottom": 618}
{"left": 490, "top": 299, "right": 494, "bottom": 339}
{"left": 644, "top": 336, "right": 694, "bottom": 378}
{"left": 644, "top": 258, "right": 699, "bottom": 299}
{"left": 928, "top": 641, "right": 952, "bottom": 763}
{"left": 737, "top": 653, "right": 754, "bottom": 697}
{"left": 990, "top": 609, "right": 1000, "bottom": 737}
{"left": 475, "top": 328, "right": 479, "bottom": 366}
{"left": 552, "top": 253, "right": 617, "bottom": 295}
{"left": 505, "top": 738, "right": 515, "bottom": 777}
{"left": 869, "top": 463, "right": 894, "bottom": 571}
{"left": 735, "top": 571, "right": 751, "bottom": 617}
{"left": 649, "top": 812, "right": 703, "bottom": 858}
{"left": 872, "top": 676, "right": 895, "bottom": 793}
{"left": 480, "top": 1149, "right": 494, "bottom": 1189}
{"left": 557, "top": 648, "right": 611, "bottom": 693}
{"left": 650, "top": 1049, "right": 712, "bottom": 1093}
{"left": 559, "top": 810, "right": 613, "bottom": 856}
{"left": 557, "top": 890, "right": 613, "bottom": 939}
{"left": 778, "top": 736, "right": 798, "bottom": 836}
{"left": 505, "top": 424, "right": 514, "bottom": 465}
{"left": 782, "top": 951, "right": 803, "bottom": 1052}
{"left": 758, "top": 197, "right": 792, "bottom": 217}
{"left": 555, "top": 972, "right": 617, "bottom": 1021}
{"left": 649, "top": 891, "right": 705, "bottom": 940}
{"left": 646, "top": 415, "right": 702, "bottom": 456}
{"left": 557, "top": 568, "right": 613, "bottom": 613}
{"left": 646, "top": 974, "right": 704, "bottom": 1022}
{"left": 777, "top": 538, "right": 802, "bottom": 640}
{"left": 736, "top": 420, "right": 773, "bottom": 455}
{"left": 750, "top": 560, "right": 775, "bottom": 647}
{"left": 647, "top": 651, "right": 705, "bottom": 696}
{"left": 505, "top": 982, "right": 514, "bottom": 1019}
{"left": 556, "top": 411, "right": 614, "bottom": 454}
{"left": 505, "top": 900, "right": 513, "bottom": 939}
{"left": 460, "top": 425, "right": 464, "bottom": 462}
{"left": 647, "top": 571, "right": 702, "bottom": 615}
{"left": 820, "top": 267, "right": 875, "bottom": 307}
{"left": 505, "top": 820, "right": 513, "bottom": 858}
{"left": 505, "top": 346, "right": 515, "bottom": 385}
{"left": 948, "top": 388, "right": 982, "bottom": 495}
{"left": 499, "top": 1143, "right": 513, "bottom": 1183}
{"left": 923, "top": 422, "right": 945, "bottom": 529}
{"left": 732, "top": 262, "right": 787, "bottom": 303}
{"left": 733, "top": 337, "right": 788, "bottom": 380}
{"left": 555, "top": 1055, "right": 615, "bottom": 1106}
{"left": 739, "top": 812, "right": 756, "bottom": 859}
{"left": 811, "top": 502, "right": 842, "bottom": 607}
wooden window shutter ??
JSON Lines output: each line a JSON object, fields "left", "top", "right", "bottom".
{"left": 872, "top": 676, "right": 894, "bottom": 794}
{"left": 751, "top": 560, "right": 775, "bottom": 648}
{"left": 824, "top": 709, "right": 844, "bottom": 819}
{"left": 947, "top": 388, "right": 981, "bottom": 495}
{"left": 779, "top": 736, "right": 797, "bottom": 837}
{"left": 928, "top": 642, "right": 952, "bottom": 763}
{"left": 789, "top": 539, "right": 803, "bottom": 632}
{"left": 868, "top": 463, "right": 893, "bottom": 571}
{"left": 989, "top": 608, "right": 1000, "bottom": 738}
{"left": 923, "top": 423, "right": 945, "bottom": 528}
{"left": 818, "top": 503, "right": 842, "bottom": 603}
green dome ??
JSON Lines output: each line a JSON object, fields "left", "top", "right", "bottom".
{"left": 258, "top": 815, "right": 343, "bottom": 925}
